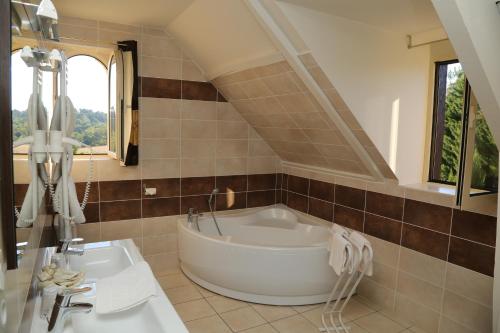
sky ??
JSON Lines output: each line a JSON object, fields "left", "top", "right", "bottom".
{"left": 12, "top": 51, "right": 108, "bottom": 114}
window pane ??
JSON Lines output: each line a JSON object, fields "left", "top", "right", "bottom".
{"left": 471, "top": 106, "right": 498, "bottom": 192}
{"left": 429, "top": 61, "right": 465, "bottom": 184}
{"left": 11, "top": 50, "right": 53, "bottom": 154}
{"left": 66, "top": 55, "right": 108, "bottom": 154}
{"left": 109, "top": 60, "right": 117, "bottom": 154}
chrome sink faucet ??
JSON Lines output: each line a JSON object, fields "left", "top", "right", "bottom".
{"left": 48, "top": 287, "right": 93, "bottom": 333}
{"left": 59, "top": 239, "right": 84, "bottom": 256}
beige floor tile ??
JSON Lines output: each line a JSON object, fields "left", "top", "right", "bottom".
{"left": 206, "top": 295, "right": 249, "bottom": 313}
{"left": 409, "top": 326, "right": 431, "bottom": 333}
{"left": 291, "top": 303, "right": 322, "bottom": 313}
{"left": 158, "top": 273, "right": 192, "bottom": 290}
{"left": 184, "top": 315, "right": 232, "bottom": 333}
{"left": 174, "top": 299, "right": 216, "bottom": 322}
{"left": 241, "top": 324, "right": 279, "bottom": 333}
{"left": 270, "top": 314, "right": 318, "bottom": 333}
{"left": 300, "top": 300, "right": 373, "bottom": 328}
{"left": 220, "top": 307, "right": 267, "bottom": 332}
{"left": 195, "top": 284, "right": 218, "bottom": 298}
{"left": 251, "top": 304, "right": 298, "bottom": 322}
{"left": 354, "top": 312, "right": 405, "bottom": 333}
{"left": 164, "top": 284, "right": 203, "bottom": 304}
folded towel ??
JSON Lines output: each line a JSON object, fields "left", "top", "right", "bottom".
{"left": 328, "top": 233, "right": 353, "bottom": 276}
{"left": 348, "top": 232, "right": 373, "bottom": 276}
{"left": 331, "top": 223, "right": 349, "bottom": 237}
{"left": 96, "top": 262, "right": 157, "bottom": 314}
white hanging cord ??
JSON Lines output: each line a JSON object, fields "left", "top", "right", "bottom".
{"left": 47, "top": 145, "right": 94, "bottom": 221}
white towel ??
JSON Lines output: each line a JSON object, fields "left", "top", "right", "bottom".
{"left": 331, "top": 223, "right": 349, "bottom": 237}
{"left": 348, "top": 232, "right": 373, "bottom": 276}
{"left": 328, "top": 233, "right": 353, "bottom": 276}
{"left": 96, "top": 262, "right": 157, "bottom": 314}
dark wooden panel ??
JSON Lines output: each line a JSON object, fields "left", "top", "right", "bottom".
{"left": 1, "top": 0, "right": 17, "bottom": 269}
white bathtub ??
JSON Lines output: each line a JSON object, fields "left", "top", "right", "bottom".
{"left": 178, "top": 206, "right": 344, "bottom": 305}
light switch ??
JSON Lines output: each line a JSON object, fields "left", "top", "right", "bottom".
{"left": 144, "top": 187, "right": 157, "bottom": 196}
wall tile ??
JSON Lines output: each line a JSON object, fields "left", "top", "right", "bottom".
{"left": 335, "top": 185, "right": 365, "bottom": 210}
{"left": 215, "top": 192, "right": 247, "bottom": 211}
{"left": 100, "top": 200, "right": 141, "bottom": 222}
{"left": 247, "top": 190, "right": 276, "bottom": 208}
{"left": 445, "top": 263, "right": 493, "bottom": 307}
{"left": 181, "top": 176, "right": 216, "bottom": 195}
{"left": 308, "top": 198, "right": 333, "bottom": 222}
{"left": 182, "top": 81, "right": 218, "bottom": 101}
{"left": 447, "top": 237, "right": 494, "bottom": 276}
{"left": 401, "top": 224, "right": 449, "bottom": 260}
{"left": 82, "top": 203, "right": 100, "bottom": 223}
{"left": 396, "top": 271, "right": 443, "bottom": 311}
{"left": 364, "top": 213, "right": 402, "bottom": 244}
{"left": 181, "top": 195, "right": 210, "bottom": 213}
{"left": 142, "top": 197, "right": 180, "bottom": 218}
{"left": 216, "top": 175, "right": 247, "bottom": 193}
{"left": 142, "top": 216, "right": 179, "bottom": 236}
{"left": 451, "top": 209, "right": 496, "bottom": 246}
{"left": 287, "top": 175, "right": 309, "bottom": 195}
{"left": 333, "top": 204, "right": 364, "bottom": 232}
{"left": 141, "top": 77, "right": 181, "bottom": 99}
{"left": 366, "top": 191, "right": 404, "bottom": 220}
{"left": 403, "top": 199, "right": 452, "bottom": 234}
{"left": 309, "top": 179, "right": 334, "bottom": 202}
{"left": 442, "top": 290, "right": 492, "bottom": 333}
{"left": 142, "top": 178, "right": 180, "bottom": 198}
{"left": 247, "top": 174, "right": 276, "bottom": 191}
{"left": 99, "top": 180, "right": 142, "bottom": 201}
{"left": 287, "top": 191, "right": 308, "bottom": 213}
{"left": 101, "top": 219, "right": 142, "bottom": 240}
{"left": 398, "top": 247, "right": 446, "bottom": 287}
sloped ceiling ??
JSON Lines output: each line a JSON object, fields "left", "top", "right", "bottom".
{"left": 279, "top": 0, "right": 442, "bottom": 35}
{"left": 53, "top": 0, "right": 194, "bottom": 26}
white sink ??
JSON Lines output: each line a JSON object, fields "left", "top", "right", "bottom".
{"left": 30, "top": 239, "right": 188, "bottom": 333}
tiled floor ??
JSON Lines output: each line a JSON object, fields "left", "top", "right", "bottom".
{"left": 159, "top": 269, "right": 427, "bottom": 333}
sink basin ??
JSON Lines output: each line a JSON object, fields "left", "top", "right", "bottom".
{"left": 69, "top": 241, "right": 134, "bottom": 279}
{"left": 30, "top": 239, "right": 188, "bottom": 333}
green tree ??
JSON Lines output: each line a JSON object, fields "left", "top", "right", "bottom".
{"left": 440, "top": 68, "right": 498, "bottom": 190}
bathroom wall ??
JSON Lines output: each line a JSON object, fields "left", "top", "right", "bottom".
{"left": 280, "top": 167, "right": 494, "bottom": 333}
{"left": 13, "top": 17, "right": 281, "bottom": 274}
{"left": 277, "top": 2, "right": 432, "bottom": 184}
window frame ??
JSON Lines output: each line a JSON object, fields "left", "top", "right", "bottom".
{"left": 107, "top": 55, "right": 117, "bottom": 159}
{"left": 428, "top": 59, "right": 461, "bottom": 186}
{"left": 428, "top": 59, "right": 498, "bottom": 197}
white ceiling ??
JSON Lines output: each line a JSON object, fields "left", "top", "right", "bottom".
{"left": 278, "top": 0, "right": 443, "bottom": 34}
{"left": 53, "top": 0, "right": 195, "bottom": 26}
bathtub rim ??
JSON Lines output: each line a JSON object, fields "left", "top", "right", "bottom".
{"left": 177, "top": 205, "right": 330, "bottom": 251}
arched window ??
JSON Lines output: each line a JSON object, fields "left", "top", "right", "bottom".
{"left": 12, "top": 52, "right": 114, "bottom": 155}
{"left": 11, "top": 49, "right": 54, "bottom": 153}
{"left": 66, "top": 55, "right": 108, "bottom": 154}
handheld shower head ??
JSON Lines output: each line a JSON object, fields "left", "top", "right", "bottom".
{"left": 209, "top": 188, "right": 219, "bottom": 205}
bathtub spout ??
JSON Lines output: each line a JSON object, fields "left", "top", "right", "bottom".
{"left": 187, "top": 208, "right": 200, "bottom": 231}
{"left": 208, "top": 188, "right": 223, "bottom": 236}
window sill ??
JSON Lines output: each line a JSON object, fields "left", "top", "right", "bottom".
{"left": 14, "top": 155, "right": 116, "bottom": 161}
{"left": 403, "top": 182, "right": 456, "bottom": 196}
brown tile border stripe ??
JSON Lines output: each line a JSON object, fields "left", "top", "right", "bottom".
{"left": 140, "top": 76, "right": 226, "bottom": 102}
{"left": 278, "top": 173, "right": 496, "bottom": 276}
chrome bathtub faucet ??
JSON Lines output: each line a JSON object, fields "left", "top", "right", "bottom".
{"left": 187, "top": 208, "right": 201, "bottom": 231}
{"left": 208, "top": 188, "right": 223, "bottom": 236}
{"left": 48, "top": 287, "right": 93, "bottom": 333}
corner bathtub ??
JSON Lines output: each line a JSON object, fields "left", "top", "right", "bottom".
{"left": 178, "top": 206, "right": 342, "bottom": 305}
